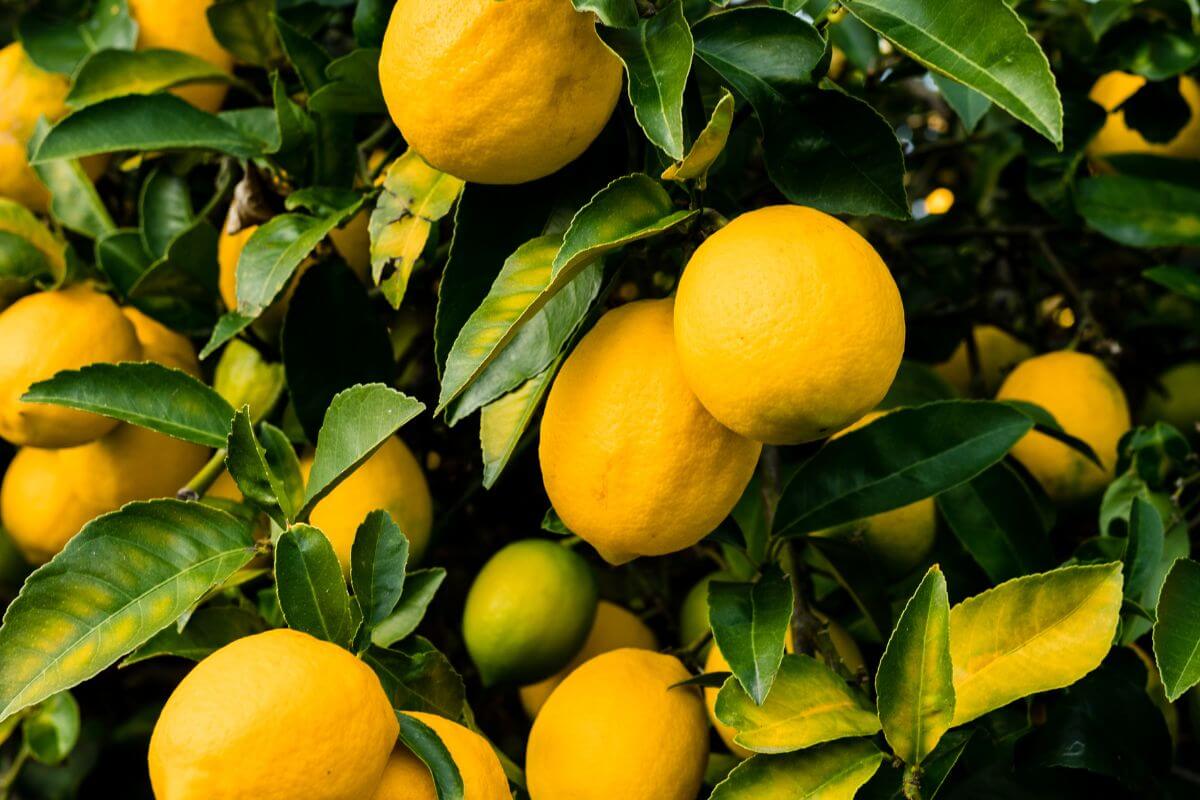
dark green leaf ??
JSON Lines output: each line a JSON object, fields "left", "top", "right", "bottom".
{"left": 128, "top": 220, "right": 221, "bottom": 336}
{"left": 1120, "top": 80, "right": 1190, "bottom": 144}
{"left": 200, "top": 311, "right": 257, "bottom": 360}
{"left": 573, "top": 0, "right": 639, "bottom": 28}
{"left": 122, "top": 606, "right": 266, "bottom": 666}
{"left": 931, "top": 73, "right": 991, "bottom": 133}
{"left": 1143, "top": 265, "right": 1200, "bottom": 302}
{"left": 208, "top": 0, "right": 283, "bottom": 67}
{"left": 395, "top": 710, "right": 465, "bottom": 800}
{"left": 367, "top": 639, "right": 467, "bottom": 720}
{"left": 67, "top": 49, "right": 236, "bottom": 109}
{"left": 371, "top": 569, "right": 447, "bottom": 648}
{"left": 225, "top": 409, "right": 296, "bottom": 526}
{"left": 22, "top": 692, "right": 80, "bottom": 765}
{"left": 878, "top": 361, "right": 956, "bottom": 410}
{"left": 94, "top": 229, "right": 151, "bottom": 296}
{"left": 28, "top": 119, "right": 116, "bottom": 240}
{"left": 274, "top": 524, "right": 354, "bottom": 648}
{"left": 708, "top": 565, "right": 793, "bottom": 704}
{"left": 17, "top": 0, "right": 136, "bottom": 75}
{"left": 806, "top": 537, "right": 893, "bottom": 642}
{"left": 1152, "top": 558, "right": 1200, "bottom": 701}
{"left": 308, "top": 49, "right": 385, "bottom": 114}
{"left": 1124, "top": 497, "right": 1165, "bottom": 601}
{"left": 351, "top": 511, "right": 410, "bottom": 636}
{"left": 140, "top": 170, "right": 194, "bottom": 261}
{"left": 1077, "top": 175, "right": 1200, "bottom": 247}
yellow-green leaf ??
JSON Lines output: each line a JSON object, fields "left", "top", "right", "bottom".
{"left": 662, "top": 88, "right": 734, "bottom": 188}
{"left": 479, "top": 358, "right": 560, "bottom": 489}
{"left": 949, "top": 562, "right": 1123, "bottom": 726}
{"left": 710, "top": 739, "right": 883, "bottom": 800}
{"left": 0, "top": 199, "right": 66, "bottom": 281}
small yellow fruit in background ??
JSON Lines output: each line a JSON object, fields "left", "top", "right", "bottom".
{"left": 924, "top": 187, "right": 955, "bottom": 215}
{"left": 520, "top": 600, "right": 657, "bottom": 717}
{"left": 1141, "top": 362, "right": 1200, "bottom": 436}
{"left": 996, "top": 351, "right": 1130, "bottom": 504}
{"left": 372, "top": 712, "right": 509, "bottom": 800}
{"left": 934, "top": 324, "right": 1033, "bottom": 397}
{"left": 674, "top": 205, "right": 906, "bottom": 444}
{"left": 526, "top": 649, "right": 708, "bottom": 800}
{"left": 304, "top": 435, "right": 434, "bottom": 571}
{"left": 0, "top": 43, "right": 69, "bottom": 213}
{"left": 539, "top": 299, "right": 762, "bottom": 564}
{"left": 0, "top": 447, "right": 108, "bottom": 564}
{"left": 129, "top": 0, "right": 234, "bottom": 114}
{"left": 0, "top": 285, "right": 142, "bottom": 448}
{"left": 148, "top": 629, "right": 398, "bottom": 800}
{"left": 121, "top": 307, "right": 201, "bottom": 377}
{"left": 379, "top": 0, "right": 622, "bottom": 184}
{"left": 1087, "top": 72, "right": 1200, "bottom": 165}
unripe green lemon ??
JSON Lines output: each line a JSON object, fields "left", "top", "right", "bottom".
{"left": 462, "top": 539, "right": 597, "bottom": 686}
{"left": 1141, "top": 362, "right": 1200, "bottom": 436}
{"left": 679, "top": 572, "right": 731, "bottom": 652}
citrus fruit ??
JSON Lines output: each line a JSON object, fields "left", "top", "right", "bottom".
{"left": 679, "top": 572, "right": 731, "bottom": 653}
{"left": 673, "top": 205, "right": 906, "bottom": 444}
{"left": 304, "top": 435, "right": 434, "bottom": 571}
{"left": 996, "top": 351, "right": 1131, "bottom": 504}
{"left": 148, "top": 629, "right": 398, "bottom": 800}
{"left": 539, "top": 298, "right": 761, "bottom": 564}
{"left": 0, "top": 43, "right": 70, "bottom": 213}
{"left": 463, "top": 538, "right": 597, "bottom": 686}
{"left": 1141, "top": 362, "right": 1200, "bottom": 436}
{"left": 526, "top": 648, "right": 708, "bottom": 800}
{"left": 934, "top": 324, "right": 1033, "bottom": 396}
{"left": 122, "top": 307, "right": 201, "bottom": 377}
{"left": 372, "top": 712, "right": 509, "bottom": 800}
{"left": 520, "top": 600, "right": 658, "bottom": 717}
{"left": 129, "top": 0, "right": 234, "bottom": 113}
{"left": 0, "top": 447, "right": 106, "bottom": 564}
{"left": 0, "top": 285, "right": 142, "bottom": 448}
{"left": 1087, "top": 72, "right": 1200, "bottom": 166}
{"left": 379, "top": 0, "right": 622, "bottom": 184}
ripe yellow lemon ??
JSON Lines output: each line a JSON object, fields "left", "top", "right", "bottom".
{"left": 129, "top": 0, "right": 234, "bottom": 114}
{"left": 121, "top": 307, "right": 201, "bottom": 377}
{"left": 0, "top": 43, "right": 68, "bottom": 213}
{"left": 379, "top": 0, "right": 622, "bottom": 184}
{"left": 674, "top": 205, "right": 906, "bottom": 444}
{"left": 148, "top": 629, "right": 398, "bottom": 800}
{"left": 526, "top": 649, "right": 708, "bottom": 800}
{"left": 0, "top": 447, "right": 107, "bottom": 564}
{"left": 996, "top": 351, "right": 1130, "bottom": 504}
{"left": 1087, "top": 72, "right": 1200, "bottom": 166}
{"left": 372, "top": 712, "right": 509, "bottom": 800}
{"left": 539, "top": 299, "right": 762, "bottom": 564}
{"left": 0, "top": 285, "right": 142, "bottom": 448}
{"left": 934, "top": 324, "right": 1033, "bottom": 396}
{"left": 1141, "top": 362, "right": 1200, "bottom": 436}
{"left": 304, "top": 435, "right": 434, "bottom": 571}
{"left": 519, "top": 600, "right": 658, "bottom": 717}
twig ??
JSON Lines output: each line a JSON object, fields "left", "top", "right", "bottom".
{"left": 178, "top": 449, "right": 228, "bottom": 500}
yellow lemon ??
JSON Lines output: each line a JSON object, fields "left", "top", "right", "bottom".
{"left": 996, "top": 351, "right": 1130, "bottom": 504}
{"left": 1141, "top": 362, "right": 1200, "bottom": 436}
{"left": 304, "top": 435, "right": 434, "bottom": 571}
{"left": 674, "top": 205, "right": 906, "bottom": 444}
{"left": 372, "top": 712, "right": 509, "bottom": 800}
{"left": 129, "top": 0, "right": 234, "bottom": 113}
{"left": 0, "top": 447, "right": 108, "bottom": 564}
{"left": 526, "top": 649, "right": 708, "bottom": 800}
{"left": 0, "top": 43, "right": 69, "bottom": 213}
{"left": 539, "top": 298, "right": 762, "bottom": 564}
{"left": 520, "top": 600, "right": 658, "bottom": 718}
{"left": 121, "top": 307, "right": 201, "bottom": 377}
{"left": 148, "top": 629, "right": 398, "bottom": 800}
{"left": 934, "top": 324, "right": 1033, "bottom": 396}
{"left": 379, "top": 0, "right": 622, "bottom": 184}
{"left": 0, "top": 285, "right": 142, "bottom": 447}
{"left": 1087, "top": 72, "right": 1200, "bottom": 166}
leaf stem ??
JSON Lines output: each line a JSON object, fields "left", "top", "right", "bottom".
{"left": 0, "top": 741, "right": 31, "bottom": 798}
{"left": 179, "top": 449, "right": 228, "bottom": 500}
{"left": 902, "top": 763, "right": 924, "bottom": 800}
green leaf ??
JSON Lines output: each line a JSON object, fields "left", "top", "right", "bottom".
{"left": 876, "top": 566, "right": 954, "bottom": 766}
{"left": 23, "top": 362, "right": 235, "bottom": 448}
{"left": 662, "top": 88, "right": 734, "bottom": 188}
{"left": 878, "top": 361, "right": 956, "bottom": 410}
{"left": 1143, "top": 265, "right": 1200, "bottom": 302}
{"left": 0, "top": 198, "right": 66, "bottom": 288}
{"left": 437, "top": 174, "right": 694, "bottom": 413}
{"left": 775, "top": 401, "right": 1034, "bottom": 537}
{"left": 225, "top": 409, "right": 300, "bottom": 526}
{"left": 28, "top": 120, "right": 116, "bottom": 241}
{"left": 351, "top": 511, "right": 410, "bottom": 636}
{"left": 1002, "top": 399, "right": 1103, "bottom": 468}
{"left": 805, "top": 538, "right": 893, "bottom": 642}
{"left": 573, "top": 0, "right": 639, "bottom": 27}
{"left": 0, "top": 500, "right": 257, "bottom": 723}
{"left": 709, "top": 739, "right": 883, "bottom": 800}
{"left": 17, "top": 0, "right": 136, "bottom": 75}
{"left": 708, "top": 566, "right": 793, "bottom": 705}
{"left": 128, "top": 220, "right": 221, "bottom": 336}
{"left": 300, "top": 384, "right": 426, "bottom": 518}
{"left": 367, "top": 639, "right": 467, "bottom": 720}
{"left": 95, "top": 229, "right": 151, "bottom": 296}
{"left": 22, "top": 692, "right": 80, "bottom": 765}
{"left": 395, "top": 711, "right": 465, "bottom": 800}
{"left": 140, "top": 169, "right": 194, "bottom": 261}
{"left": 1077, "top": 175, "right": 1200, "bottom": 247}
{"left": 31, "top": 95, "right": 264, "bottom": 164}
{"left": 479, "top": 360, "right": 560, "bottom": 489}
{"left": 67, "top": 49, "right": 236, "bottom": 109}
{"left": 844, "top": 0, "right": 1063, "bottom": 146}
{"left": 930, "top": 72, "right": 992, "bottom": 133}
{"left": 1152, "top": 558, "right": 1200, "bottom": 701}
{"left": 371, "top": 569, "right": 448, "bottom": 648}
{"left": 599, "top": 0, "right": 693, "bottom": 159}
{"left": 122, "top": 606, "right": 266, "bottom": 666}
{"left": 0, "top": 233, "right": 50, "bottom": 304}
{"left": 949, "top": 562, "right": 1124, "bottom": 725}
{"left": 308, "top": 48, "right": 386, "bottom": 114}
{"left": 715, "top": 655, "right": 881, "bottom": 753}
{"left": 274, "top": 525, "right": 354, "bottom": 648}
{"left": 208, "top": 0, "right": 283, "bottom": 67}
{"left": 200, "top": 312, "right": 257, "bottom": 360}
{"left": 1124, "top": 497, "right": 1165, "bottom": 602}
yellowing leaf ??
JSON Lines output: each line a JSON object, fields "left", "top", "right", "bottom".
{"left": 662, "top": 88, "right": 734, "bottom": 188}
{"left": 710, "top": 739, "right": 883, "bottom": 800}
{"left": 479, "top": 358, "right": 560, "bottom": 489}
{"left": 949, "top": 562, "right": 1123, "bottom": 726}
{"left": 0, "top": 198, "right": 67, "bottom": 279}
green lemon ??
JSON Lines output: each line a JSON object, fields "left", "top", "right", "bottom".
{"left": 679, "top": 572, "right": 730, "bottom": 653}
{"left": 462, "top": 538, "right": 598, "bottom": 686}
{"left": 1141, "top": 362, "right": 1200, "bottom": 436}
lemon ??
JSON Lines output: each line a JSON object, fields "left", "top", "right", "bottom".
{"left": 996, "top": 351, "right": 1130, "bottom": 504}
{"left": 934, "top": 324, "right": 1033, "bottom": 396}
{"left": 539, "top": 299, "right": 761, "bottom": 564}
{"left": 0, "top": 285, "right": 142, "bottom": 448}
{"left": 679, "top": 572, "right": 730, "bottom": 652}
{"left": 0, "top": 43, "right": 69, "bottom": 213}
{"left": 372, "top": 712, "right": 509, "bottom": 800}
{"left": 122, "top": 307, "right": 201, "bottom": 377}
{"left": 1087, "top": 72, "right": 1200, "bottom": 166}
{"left": 0, "top": 447, "right": 107, "bottom": 564}
{"left": 1141, "top": 362, "right": 1200, "bottom": 436}
{"left": 463, "top": 538, "right": 597, "bottom": 686}
{"left": 526, "top": 649, "right": 708, "bottom": 800}
{"left": 379, "top": 0, "right": 622, "bottom": 184}
{"left": 304, "top": 435, "right": 434, "bottom": 572}
{"left": 674, "top": 205, "right": 906, "bottom": 444}
{"left": 520, "top": 600, "right": 657, "bottom": 718}
{"left": 148, "top": 629, "right": 398, "bottom": 800}
{"left": 129, "top": 0, "right": 234, "bottom": 114}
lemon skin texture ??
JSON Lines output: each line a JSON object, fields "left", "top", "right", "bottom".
{"left": 372, "top": 712, "right": 509, "bottom": 800}
{"left": 463, "top": 538, "right": 597, "bottom": 686}
{"left": 129, "top": 0, "right": 234, "bottom": 113}
{"left": 526, "top": 648, "right": 708, "bottom": 800}
{"left": 0, "top": 447, "right": 108, "bottom": 564}
{"left": 379, "top": 0, "right": 623, "bottom": 184}
{"left": 520, "top": 600, "right": 658, "bottom": 718}
{"left": 1141, "top": 362, "right": 1200, "bottom": 436}
{"left": 121, "top": 307, "right": 201, "bottom": 377}
{"left": 674, "top": 205, "right": 906, "bottom": 445}
{"left": 539, "top": 298, "right": 762, "bottom": 565}
{"left": 0, "top": 285, "right": 142, "bottom": 448}
{"left": 0, "top": 44, "right": 70, "bottom": 213}
{"left": 148, "top": 629, "right": 398, "bottom": 800}
{"left": 304, "top": 435, "right": 434, "bottom": 572}
{"left": 934, "top": 324, "right": 1033, "bottom": 396}
{"left": 1087, "top": 72, "right": 1200, "bottom": 166}
{"left": 996, "top": 351, "right": 1131, "bottom": 504}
